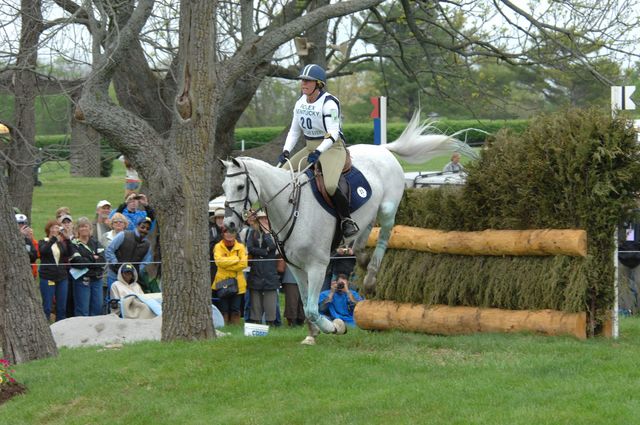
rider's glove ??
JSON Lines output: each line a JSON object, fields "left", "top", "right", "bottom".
{"left": 278, "top": 150, "right": 290, "bottom": 165}
{"left": 307, "top": 149, "right": 321, "bottom": 165}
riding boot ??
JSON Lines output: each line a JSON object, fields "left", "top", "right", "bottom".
{"left": 330, "top": 188, "right": 359, "bottom": 237}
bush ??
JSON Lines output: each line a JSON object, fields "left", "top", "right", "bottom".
{"left": 362, "top": 108, "right": 640, "bottom": 336}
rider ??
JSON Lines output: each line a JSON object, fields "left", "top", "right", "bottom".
{"left": 278, "top": 63, "right": 359, "bottom": 238}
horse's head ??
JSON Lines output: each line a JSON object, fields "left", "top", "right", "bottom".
{"left": 219, "top": 157, "right": 257, "bottom": 232}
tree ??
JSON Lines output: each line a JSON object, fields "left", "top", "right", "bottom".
{"left": 359, "top": 1, "right": 639, "bottom": 119}
{"left": 71, "top": 0, "right": 384, "bottom": 341}
{"left": 0, "top": 133, "right": 58, "bottom": 362}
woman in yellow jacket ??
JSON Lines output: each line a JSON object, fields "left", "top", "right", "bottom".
{"left": 212, "top": 227, "right": 248, "bottom": 325}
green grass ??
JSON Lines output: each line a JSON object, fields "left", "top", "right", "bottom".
{"left": 30, "top": 161, "right": 125, "bottom": 239}
{"left": 3, "top": 318, "right": 640, "bottom": 424}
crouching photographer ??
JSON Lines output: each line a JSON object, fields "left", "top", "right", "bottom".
{"left": 318, "top": 273, "right": 363, "bottom": 327}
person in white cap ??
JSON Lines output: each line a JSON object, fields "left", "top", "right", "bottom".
{"left": 93, "top": 199, "right": 112, "bottom": 242}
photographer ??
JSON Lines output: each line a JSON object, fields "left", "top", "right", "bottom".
{"left": 110, "top": 192, "right": 154, "bottom": 232}
{"left": 16, "top": 213, "right": 38, "bottom": 273}
{"left": 38, "top": 220, "right": 73, "bottom": 322}
{"left": 318, "top": 273, "right": 363, "bottom": 326}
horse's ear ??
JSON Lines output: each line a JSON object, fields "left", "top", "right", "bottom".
{"left": 231, "top": 157, "right": 241, "bottom": 167}
{"left": 218, "top": 158, "right": 229, "bottom": 168}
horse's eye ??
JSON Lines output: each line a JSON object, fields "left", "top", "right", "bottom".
{"left": 237, "top": 184, "right": 245, "bottom": 191}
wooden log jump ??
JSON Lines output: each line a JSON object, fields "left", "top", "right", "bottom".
{"left": 366, "top": 225, "right": 587, "bottom": 257}
{"left": 354, "top": 300, "right": 587, "bottom": 340}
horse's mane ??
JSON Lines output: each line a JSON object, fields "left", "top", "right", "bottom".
{"left": 383, "top": 109, "right": 480, "bottom": 164}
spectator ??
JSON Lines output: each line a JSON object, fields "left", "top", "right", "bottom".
{"left": 92, "top": 200, "right": 112, "bottom": 243}
{"left": 123, "top": 156, "right": 142, "bottom": 198}
{"left": 55, "top": 206, "right": 71, "bottom": 222}
{"left": 238, "top": 209, "right": 257, "bottom": 321}
{"left": 104, "top": 216, "right": 153, "bottom": 295}
{"left": 281, "top": 265, "right": 305, "bottom": 327}
{"left": 238, "top": 209, "right": 258, "bottom": 244}
{"left": 109, "top": 263, "right": 144, "bottom": 316}
{"left": 208, "top": 207, "right": 225, "bottom": 282}
{"left": 318, "top": 273, "right": 363, "bottom": 327}
{"left": 443, "top": 152, "right": 464, "bottom": 173}
{"left": 322, "top": 242, "right": 356, "bottom": 291}
{"left": 38, "top": 220, "right": 72, "bottom": 322}
{"left": 100, "top": 212, "right": 128, "bottom": 249}
{"left": 16, "top": 213, "right": 38, "bottom": 277}
{"left": 58, "top": 214, "right": 74, "bottom": 239}
{"left": 212, "top": 226, "right": 248, "bottom": 325}
{"left": 110, "top": 193, "right": 152, "bottom": 232}
{"left": 70, "top": 217, "right": 106, "bottom": 316}
{"left": 54, "top": 212, "right": 75, "bottom": 317}
{"left": 245, "top": 211, "right": 280, "bottom": 325}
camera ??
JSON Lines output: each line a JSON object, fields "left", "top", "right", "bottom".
{"left": 336, "top": 282, "right": 345, "bottom": 290}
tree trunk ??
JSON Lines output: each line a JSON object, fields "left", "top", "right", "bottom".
{"left": 156, "top": 0, "right": 220, "bottom": 341}
{"left": 8, "top": 0, "right": 43, "bottom": 216}
{"left": 0, "top": 175, "right": 58, "bottom": 363}
{"left": 69, "top": 106, "right": 102, "bottom": 177}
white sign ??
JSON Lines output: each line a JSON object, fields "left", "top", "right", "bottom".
{"left": 611, "top": 86, "right": 636, "bottom": 111}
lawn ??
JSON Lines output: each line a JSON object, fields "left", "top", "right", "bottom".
{"left": 2, "top": 319, "right": 640, "bottom": 424}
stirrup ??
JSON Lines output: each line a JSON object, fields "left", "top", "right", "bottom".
{"left": 341, "top": 218, "right": 359, "bottom": 237}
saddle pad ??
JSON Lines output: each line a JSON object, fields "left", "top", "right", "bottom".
{"left": 305, "top": 165, "right": 372, "bottom": 217}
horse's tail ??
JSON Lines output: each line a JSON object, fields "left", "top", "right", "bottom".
{"left": 383, "top": 109, "right": 481, "bottom": 164}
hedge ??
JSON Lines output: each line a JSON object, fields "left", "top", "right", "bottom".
{"left": 357, "top": 108, "right": 640, "bottom": 336}
{"left": 36, "top": 119, "right": 527, "bottom": 151}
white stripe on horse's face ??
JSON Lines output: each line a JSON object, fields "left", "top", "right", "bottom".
{"left": 221, "top": 161, "right": 247, "bottom": 232}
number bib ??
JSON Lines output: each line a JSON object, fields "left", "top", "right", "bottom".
{"left": 292, "top": 92, "right": 340, "bottom": 140}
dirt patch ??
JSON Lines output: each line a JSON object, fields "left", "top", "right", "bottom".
{"left": 0, "top": 383, "right": 27, "bottom": 406}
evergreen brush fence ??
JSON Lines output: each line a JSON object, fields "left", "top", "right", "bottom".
{"left": 358, "top": 108, "right": 640, "bottom": 337}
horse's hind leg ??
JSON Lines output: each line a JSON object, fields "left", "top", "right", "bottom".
{"left": 363, "top": 200, "right": 397, "bottom": 294}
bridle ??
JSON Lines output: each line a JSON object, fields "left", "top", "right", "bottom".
{"left": 223, "top": 160, "right": 314, "bottom": 267}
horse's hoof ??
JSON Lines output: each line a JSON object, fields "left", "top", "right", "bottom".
{"left": 363, "top": 275, "right": 377, "bottom": 295}
{"left": 333, "top": 319, "right": 347, "bottom": 335}
{"left": 301, "top": 336, "right": 316, "bottom": 346}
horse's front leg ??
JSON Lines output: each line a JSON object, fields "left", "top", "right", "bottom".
{"left": 297, "top": 263, "right": 346, "bottom": 345}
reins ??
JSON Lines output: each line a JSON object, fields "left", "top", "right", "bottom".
{"left": 224, "top": 159, "right": 315, "bottom": 269}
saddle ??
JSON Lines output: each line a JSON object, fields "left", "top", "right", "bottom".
{"left": 313, "top": 152, "right": 353, "bottom": 208}
{"left": 305, "top": 152, "right": 372, "bottom": 217}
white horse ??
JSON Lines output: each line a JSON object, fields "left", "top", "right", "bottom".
{"left": 220, "top": 111, "right": 477, "bottom": 345}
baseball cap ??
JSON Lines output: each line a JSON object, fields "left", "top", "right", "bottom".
{"left": 97, "top": 200, "right": 111, "bottom": 208}
{"left": 59, "top": 214, "right": 73, "bottom": 223}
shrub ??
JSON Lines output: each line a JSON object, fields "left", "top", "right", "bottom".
{"left": 361, "top": 108, "right": 640, "bottom": 336}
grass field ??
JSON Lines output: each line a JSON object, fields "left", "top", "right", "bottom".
{"left": 2, "top": 319, "right": 640, "bottom": 424}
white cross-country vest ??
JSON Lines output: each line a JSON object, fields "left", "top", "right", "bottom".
{"left": 292, "top": 91, "right": 343, "bottom": 141}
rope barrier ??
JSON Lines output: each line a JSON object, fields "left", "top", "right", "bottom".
{"left": 31, "top": 255, "right": 356, "bottom": 267}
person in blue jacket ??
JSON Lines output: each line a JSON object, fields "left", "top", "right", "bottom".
{"left": 318, "top": 273, "right": 363, "bottom": 327}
